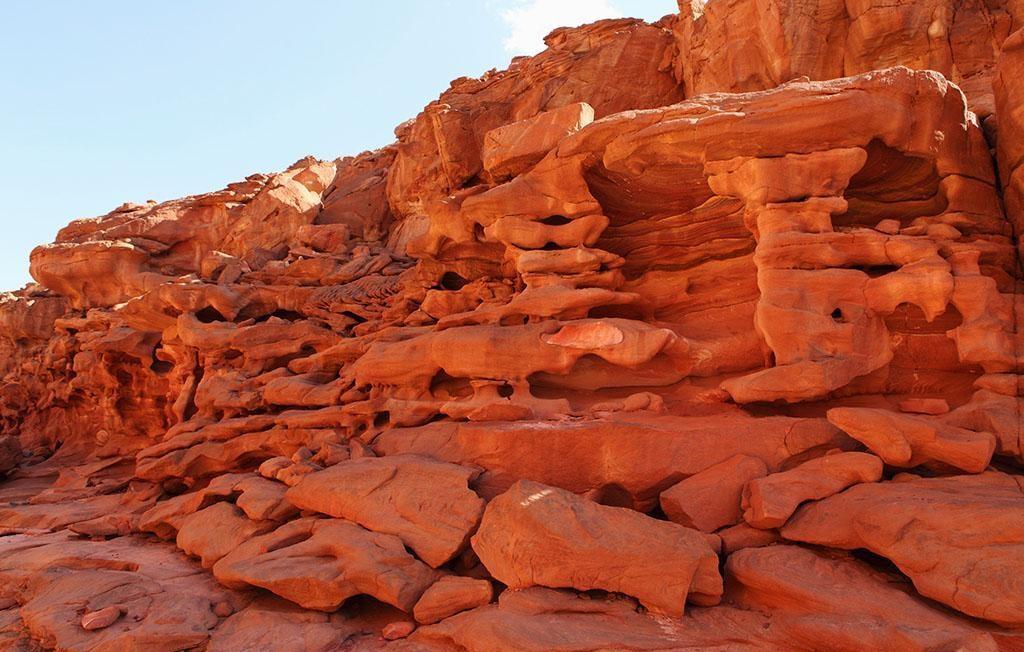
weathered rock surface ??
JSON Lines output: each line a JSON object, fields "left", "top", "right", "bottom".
{"left": 1, "top": 0, "right": 1023, "bottom": 648}
{"left": 727, "top": 545, "right": 999, "bottom": 650}
{"left": 782, "top": 472, "right": 1024, "bottom": 626}
{"left": 675, "top": 0, "right": 1024, "bottom": 115}
{"left": 482, "top": 102, "right": 595, "bottom": 181}
{"left": 0, "top": 532, "right": 244, "bottom": 651}
{"left": 207, "top": 596, "right": 379, "bottom": 652}
{"left": 472, "top": 480, "right": 722, "bottom": 617}
{"left": 742, "top": 451, "right": 884, "bottom": 528}
{"left": 213, "top": 517, "right": 437, "bottom": 612}
{"left": 374, "top": 414, "right": 849, "bottom": 509}
{"left": 413, "top": 576, "right": 493, "bottom": 625}
{"left": 660, "top": 454, "right": 768, "bottom": 532}
{"left": 285, "top": 454, "right": 484, "bottom": 567}
{"left": 827, "top": 406, "right": 997, "bottom": 472}
{"left": 400, "top": 587, "right": 780, "bottom": 651}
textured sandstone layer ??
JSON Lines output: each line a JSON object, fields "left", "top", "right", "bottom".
{"left": 0, "top": 1, "right": 1022, "bottom": 649}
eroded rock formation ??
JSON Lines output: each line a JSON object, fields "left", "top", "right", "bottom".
{"left": 0, "top": 1, "right": 1022, "bottom": 649}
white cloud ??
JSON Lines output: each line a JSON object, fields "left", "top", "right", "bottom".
{"left": 499, "top": 0, "right": 624, "bottom": 56}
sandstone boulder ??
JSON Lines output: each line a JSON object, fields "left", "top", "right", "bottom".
{"left": 782, "top": 471, "right": 1024, "bottom": 626}
{"left": 285, "top": 454, "right": 484, "bottom": 568}
{"left": 175, "top": 502, "right": 274, "bottom": 568}
{"left": 742, "top": 452, "right": 884, "bottom": 528}
{"left": 213, "top": 517, "right": 437, "bottom": 612}
{"left": 660, "top": 454, "right": 768, "bottom": 532}
{"left": 471, "top": 480, "right": 722, "bottom": 617}
{"left": 827, "top": 407, "right": 997, "bottom": 472}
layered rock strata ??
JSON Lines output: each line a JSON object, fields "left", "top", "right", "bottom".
{"left": 0, "top": 2, "right": 1022, "bottom": 649}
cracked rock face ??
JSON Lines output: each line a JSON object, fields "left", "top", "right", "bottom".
{"left": 0, "top": 1, "right": 1022, "bottom": 649}
{"left": 781, "top": 471, "right": 1024, "bottom": 627}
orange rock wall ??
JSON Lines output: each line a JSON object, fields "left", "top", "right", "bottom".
{"left": 0, "top": 4, "right": 1021, "bottom": 650}
{"left": 675, "top": 0, "right": 1024, "bottom": 115}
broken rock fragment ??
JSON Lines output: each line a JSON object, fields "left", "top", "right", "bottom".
{"left": 80, "top": 606, "right": 122, "bottom": 631}
{"left": 660, "top": 454, "right": 768, "bottom": 532}
{"left": 413, "top": 576, "right": 493, "bottom": 625}
{"left": 742, "top": 452, "right": 883, "bottom": 529}
{"left": 482, "top": 102, "right": 595, "bottom": 180}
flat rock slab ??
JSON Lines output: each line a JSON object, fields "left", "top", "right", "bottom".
{"left": 471, "top": 480, "right": 722, "bottom": 617}
{"left": 208, "top": 598, "right": 357, "bottom": 652}
{"left": 782, "top": 471, "right": 1024, "bottom": 627}
{"left": 286, "top": 454, "right": 484, "bottom": 568}
{"left": 213, "top": 517, "right": 437, "bottom": 612}
{"left": 403, "top": 587, "right": 778, "bottom": 651}
{"left": 727, "top": 545, "right": 998, "bottom": 650}
{"left": 375, "top": 414, "right": 849, "bottom": 510}
{"left": 0, "top": 532, "right": 240, "bottom": 652}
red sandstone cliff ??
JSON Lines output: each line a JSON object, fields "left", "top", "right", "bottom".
{"left": 0, "top": 1, "right": 1022, "bottom": 650}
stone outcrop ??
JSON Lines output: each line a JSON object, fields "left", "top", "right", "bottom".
{"left": 782, "top": 472, "right": 1024, "bottom": 626}
{"left": 741, "top": 451, "right": 884, "bottom": 528}
{"left": 374, "top": 414, "right": 847, "bottom": 508}
{"left": 726, "top": 545, "right": 999, "bottom": 650}
{"left": 213, "top": 517, "right": 437, "bottom": 612}
{"left": 827, "top": 406, "right": 997, "bottom": 472}
{"left": 675, "top": 0, "right": 1024, "bottom": 115}
{"left": 0, "top": 0, "right": 1022, "bottom": 648}
{"left": 660, "top": 454, "right": 768, "bottom": 532}
{"left": 996, "top": 27, "right": 1024, "bottom": 261}
{"left": 285, "top": 454, "right": 484, "bottom": 567}
{"left": 471, "top": 480, "right": 723, "bottom": 617}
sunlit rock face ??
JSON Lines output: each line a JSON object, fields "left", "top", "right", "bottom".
{"left": 0, "top": 4, "right": 1022, "bottom": 650}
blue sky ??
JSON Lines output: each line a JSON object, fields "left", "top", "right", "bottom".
{"left": 0, "top": 1, "right": 675, "bottom": 291}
